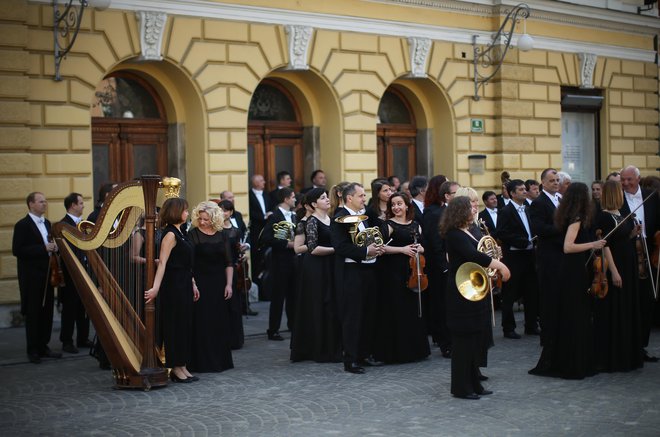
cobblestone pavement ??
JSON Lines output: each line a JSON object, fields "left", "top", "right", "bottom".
{"left": 1, "top": 302, "right": 660, "bottom": 436}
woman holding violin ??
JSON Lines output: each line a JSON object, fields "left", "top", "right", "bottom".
{"left": 290, "top": 188, "right": 342, "bottom": 363}
{"left": 373, "top": 192, "right": 430, "bottom": 364}
{"left": 532, "top": 182, "right": 606, "bottom": 380}
{"left": 593, "top": 180, "right": 644, "bottom": 372}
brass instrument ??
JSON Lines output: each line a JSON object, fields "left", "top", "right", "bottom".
{"left": 476, "top": 233, "right": 502, "bottom": 278}
{"left": 273, "top": 220, "right": 295, "bottom": 242}
{"left": 335, "top": 214, "right": 384, "bottom": 260}
{"left": 456, "top": 262, "right": 490, "bottom": 301}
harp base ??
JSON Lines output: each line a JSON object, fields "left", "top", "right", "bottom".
{"left": 112, "top": 367, "right": 169, "bottom": 391}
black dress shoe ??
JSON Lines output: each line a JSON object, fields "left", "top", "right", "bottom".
{"left": 477, "top": 371, "right": 489, "bottom": 381}
{"left": 170, "top": 372, "right": 192, "bottom": 383}
{"left": 40, "top": 349, "right": 62, "bottom": 359}
{"left": 267, "top": 331, "right": 284, "bottom": 341}
{"left": 477, "top": 390, "right": 493, "bottom": 396}
{"left": 77, "top": 339, "right": 94, "bottom": 348}
{"left": 525, "top": 327, "right": 541, "bottom": 336}
{"left": 441, "top": 348, "right": 451, "bottom": 359}
{"left": 453, "top": 393, "right": 480, "bottom": 400}
{"left": 343, "top": 363, "right": 365, "bottom": 374}
{"left": 503, "top": 331, "right": 521, "bottom": 339}
{"left": 362, "top": 356, "right": 384, "bottom": 367}
{"left": 187, "top": 375, "right": 200, "bottom": 382}
{"left": 28, "top": 354, "right": 41, "bottom": 364}
{"left": 63, "top": 343, "right": 79, "bottom": 354}
{"left": 643, "top": 353, "right": 659, "bottom": 363}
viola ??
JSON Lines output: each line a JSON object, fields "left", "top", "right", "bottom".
{"left": 589, "top": 229, "right": 608, "bottom": 299}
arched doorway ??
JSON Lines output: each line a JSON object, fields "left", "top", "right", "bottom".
{"left": 91, "top": 72, "right": 168, "bottom": 194}
{"left": 377, "top": 88, "right": 417, "bottom": 180}
{"left": 248, "top": 79, "right": 304, "bottom": 192}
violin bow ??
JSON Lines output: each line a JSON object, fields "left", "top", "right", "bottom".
{"left": 585, "top": 189, "right": 657, "bottom": 266}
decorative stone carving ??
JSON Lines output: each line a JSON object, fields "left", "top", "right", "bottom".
{"left": 578, "top": 53, "right": 597, "bottom": 89}
{"left": 407, "top": 37, "right": 431, "bottom": 78}
{"left": 137, "top": 11, "right": 168, "bottom": 61}
{"left": 285, "top": 25, "right": 313, "bottom": 70}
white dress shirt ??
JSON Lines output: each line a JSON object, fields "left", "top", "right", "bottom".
{"left": 625, "top": 186, "right": 646, "bottom": 238}
{"left": 28, "top": 212, "right": 49, "bottom": 245}
{"left": 511, "top": 202, "right": 533, "bottom": 250}
{"left": 412, "top": 198, "right": 424, "bottom": 214}
{"left": 252, "top": 188, "right": 267, "bottom": 217}
{"left": 542, "top": 189, "right": 560, "bottom": 208}
{"left": 486, "top": 207, "right": 498, "bottom": 228}
{"left": 343, "top": 206, "right": 374, "bottom": 264}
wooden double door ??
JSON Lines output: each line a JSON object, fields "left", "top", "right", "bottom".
{"left": 248, "top": 122, "right": 304, "bottom": 193}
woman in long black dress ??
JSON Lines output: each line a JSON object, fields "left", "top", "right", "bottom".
{"left": 531, "top": 182, "right": 606, "bottom": 379}
{"left": 375, "top": 192, "right": 430, "bottom": 364}
{"left": 594, "top": 180, "right": 643, "bottom": 372}
{"left": 145, "top": 197, "right": 199, "bottom": 383}
{"left": 218, "top": 200, "right": 245, "bottom": 350}
{"left": 439, "top": 197, "right": 510, "bottom": 399}
{"left": 291, "top": 188, "right": 342, "bottom": 362}
{"left": 188, "top": 201, "right": 234, "bottom": 373}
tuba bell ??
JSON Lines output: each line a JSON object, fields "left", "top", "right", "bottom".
{"left": 273, "top": 220, "right": 295, "bottom": 242}
{"left": 456, "top": 262, "right": 490, "bottom": 301}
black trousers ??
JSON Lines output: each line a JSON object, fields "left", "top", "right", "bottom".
{"left": 451, "top": 331, "right": 485, "bottom": 397}
{"left": 24, "top": 282, "right": 54, "bottom": 356}
{"left": 337, "top": 263, "right": 377, "bottom": 364}
{"left": 59, "top": 285, "right": 89, "bottom": 345}
{"left": 268, "top": 254, "right": 296, "bottom": 333}
{"left": 501, "top": 250, "right": 539, "bottom": 333}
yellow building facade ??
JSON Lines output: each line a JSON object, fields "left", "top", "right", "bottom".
{"left": 0, "top": 0, "right": 658, "bottom": 318}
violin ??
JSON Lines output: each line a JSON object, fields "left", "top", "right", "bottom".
{"left": 589, "top": 229, "right": 608, "bottom": 299}
{"left": 407, "top": 233, "right": 428, "bottom": 319}
{"left": 47, "top": 234, "right": 65, "bottom": 288}
{"left": 633, "top": 215, "right": 649, "bottom": 280}
{"left": 234, "top": 229, "right": 252, "bottom": 295}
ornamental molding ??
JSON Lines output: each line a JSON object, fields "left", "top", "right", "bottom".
{"left": 136, "top": 11, "right": 167, "bottom": 61}
{"left": 284, "top": 25, "right": 313, "bottom": 70}
{"left": 407, "top": 37, "right": 432, "bottom": 78}
{"left": 31, "top": 0, "right": 656, "bottom": 63}
{"left": 578, "top": 53, "right": 598, "bottom": 89}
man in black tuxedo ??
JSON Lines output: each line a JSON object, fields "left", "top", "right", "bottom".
{"left": 331, "top": 183, "right": 385, "bottom": 373}
{"left": 268, "top": 171, "right": 293, "bottom": 208}
{"left": 478, "top": 191, "right": 498, "bottom": 237}
{"left": 220, "top": 190, "right": 258, "bottom": 317}
{"left": 409, "top": 176, "right": 427, "bottom": 225}
{"left": 620, "top": 165, "right": 659, "bottom": 362}
{"left": 497, "top": 180, "right": 539, "bottom": 339}
{"left": 259, "top": 187, "right": 297, "bottom": 341}
{"left": 248, "top": 174, "right": 273, "bottom": 292}
{"left": 300, "top": 169, "right": 327, "bottom": 195}
{"left": 525, "top": 179, "right": 540, "bottom": 206}
{"left": 12, "top": 192, "right": 62, "bottom": 364}
{"left": 58, "top": 193, "right": 91, "bottom": 354}
{"left": 529, "top": 168, "right": 562, "bottom": 374}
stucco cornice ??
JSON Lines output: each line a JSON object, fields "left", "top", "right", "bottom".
{"left": 33, "top": 0, "right": 658, "bottom": 62}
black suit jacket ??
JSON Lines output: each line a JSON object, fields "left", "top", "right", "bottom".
{"left": 12, "top": 215, "right": 51, "bottom": 314}
{"left": 259, "top": 208, "right": 295, "bottom": 259}
{"left": 331, "top": 207, "right": 373, "bottom": 297}
{"left": 497, "top": 203, "right": 533, "bottom": 251}
{"left": 478, "top": 208, "right": 498, "bottom": 239}
{"left": 249, "top": 190, "right": 273, "bottom": 247}
{"left": 57, "top": 215, "right": 86, "bottom": 286}
{"left": 620, "top": 188, "right": 659, "bottom": 252}
{"left": 411, "top": 200, "right": 424, "bottom": 226}
{"left": 421, "top": 204, "right": 448, "bottom": 272}
{"left": 529, "top": 192, "right": 562, "bottom": 262}
{"left": 231, "top": 210, "right": 248, "bottom": 243}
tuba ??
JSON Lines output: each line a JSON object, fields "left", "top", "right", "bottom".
{"left": 273, "top": 220, "right": 295, "bottom": 242}
{"left": 335, "top": 214, "right": 384, "bottom": 260}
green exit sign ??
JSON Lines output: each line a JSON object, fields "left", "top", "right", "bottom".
{"left": 471, "top": 118, "right": 484, "bottom": 133}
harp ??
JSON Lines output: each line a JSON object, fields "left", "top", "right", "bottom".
{"left": 52, "top": 175, "right": 168, "bottom": 390}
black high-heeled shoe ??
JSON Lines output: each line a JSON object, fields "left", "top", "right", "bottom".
{"left": 170, "top": 372, "right": 192, "bottom": 383}
{"left": 187, "top": 375, "right": 199, "bottom": 382}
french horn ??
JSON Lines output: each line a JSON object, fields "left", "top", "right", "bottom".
{"left": 273, "top": 220, "right": 295, "bottom": 242}
{"left": 334, "top": 214, "right": 384, "bottom": 260}
{"left": 455, "top": 262, "right": 490, "bottom": 301}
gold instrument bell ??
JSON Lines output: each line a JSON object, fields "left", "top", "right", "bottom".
{"left": 273, "top": 220, "right": 296, "bottom": 242}
{"left": 456, "top": 262, "right": 490, "bottom": 301}
{"left": 334, "top": 214, "right": 384, "bottom": 260}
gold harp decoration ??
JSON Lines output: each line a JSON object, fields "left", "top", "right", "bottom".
{"left": 52, "top": 176, "right": 167, "bottom": 390}
{"left": 161, "top": 177, "right": 181, "bottom": 199}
